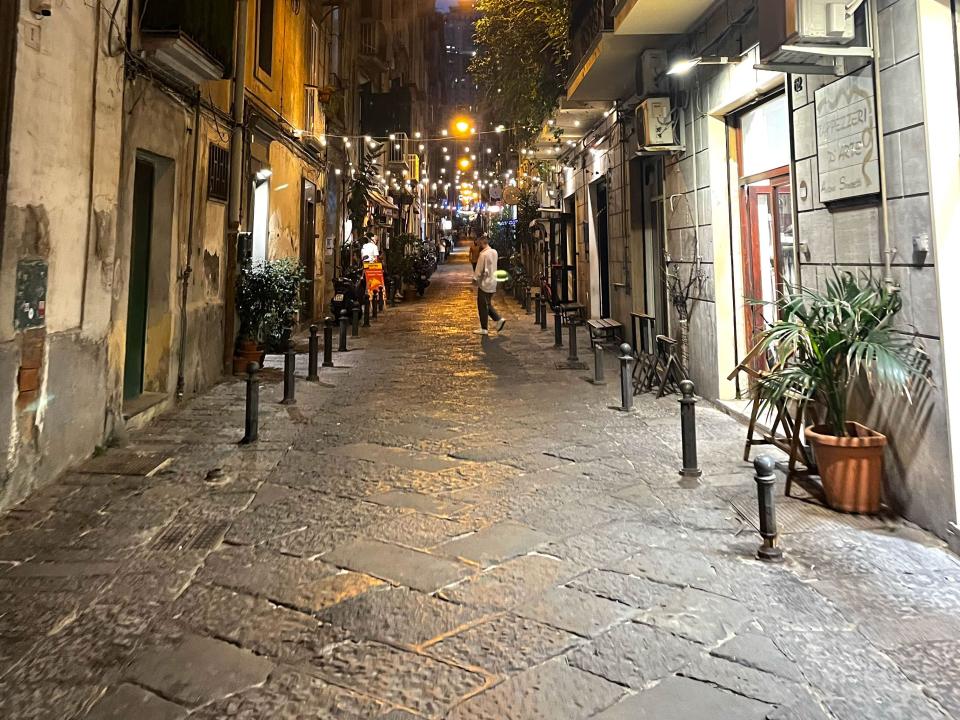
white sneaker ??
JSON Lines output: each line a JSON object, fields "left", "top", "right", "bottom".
{"left": 496, "top": 319, "right": 507, "bottom": 332}
{"left": 474, "top": 329, "right": 489, "bottom": 335}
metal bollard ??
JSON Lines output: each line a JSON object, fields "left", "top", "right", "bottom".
{"left": 339, "top": 310, "right": 349, "bottom": 352}
{"left": 554, "top": 307, "right": 563, "bottom": 348}
{"left": 678, "top": 380, "right": 702, "bottom": 481}
{"left": 351, "top": 306, "right": 361, "bottom": 337}
{"left": 534, "top": 296, "right": 541, "bottom": 325}
{"left": 567, "top": 320, "right": 580, "bottom": 362}
{"left": 754, "top": 455, "right": 784, "bottom": 562}
{"left": 540, "top": 297, "right": 548, "bottom": 330}
{"left": 363, "top": 295, "right": 371, "bottom": 327}
{"left": 372, "top": 292, "right": 379, "bottom": 320}
{"left": 323, "top": 316, "right": 335, "bottom": 367}
{"left": 618, "top": 343, "right": 634, "bottom": 412}
{"left": 307, "top": 324, "right": 319, "bottom": 381}
{"left": 592, "top": 341, "right": 606, "bottom": 385}
{"left": 241, "top": 362, "right": 259, "bottom": 444}
{"left": 524, "top": 288, "right": 531, "bottom": 313}
{"left": 378, "top": 288, "right": 385, "bottom": 312}
{"left": 281, "top": 348, "right": 297, "bottom": 405}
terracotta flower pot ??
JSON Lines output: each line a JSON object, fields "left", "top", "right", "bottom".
{"left": 805, "top": 422, "right": 887, "bottom": 514}
{"left": 233, "top": 339, "right": 262, "bottom": 375}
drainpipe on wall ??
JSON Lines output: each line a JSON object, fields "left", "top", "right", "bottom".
{"left": 229, "top": 0, "right": 248, "bottom": 231}
{"left": 224, "top": 0, "right": 248, "bottom": 371}
{"left": 79, "top": 0, "right": 103, "bottom": 327}
{"left": 868, "top": 0, "right": 895, "bottom": 289}
{"left": 176, "top": 94, "right": 202, "bottom": 399}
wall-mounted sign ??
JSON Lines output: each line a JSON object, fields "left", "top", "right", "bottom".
{"left": 815, "top": 73, "right": 880, "bottom": 203}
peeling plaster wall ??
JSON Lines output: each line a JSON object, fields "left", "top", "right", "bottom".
{"left": 113, "top": 78, "right": 231, "bottom": 403}
{"left": 0, "top": 3, "right": 125, "bottom": 509}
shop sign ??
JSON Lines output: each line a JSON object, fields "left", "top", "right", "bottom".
{"left": 815, "top": 73, "right": 880, "bottom": 203}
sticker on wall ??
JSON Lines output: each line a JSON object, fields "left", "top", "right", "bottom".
{"left": 14, "top": 259, "right": 48, "bottom": 331}
{"left": 815, "top": 72, "right": 880, "bottom": 203}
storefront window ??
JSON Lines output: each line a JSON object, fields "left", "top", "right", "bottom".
{"left": 740, "top": 95, "right": 789, "bottom": 178}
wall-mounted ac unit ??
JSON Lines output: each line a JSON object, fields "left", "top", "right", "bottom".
{"left": 635, "top": 97, "right": 676, "bottom": 150}
{"left": 760, "top": 0, "right": 856, "bottom": 66}
{"left": 635, "top": 49, "right": 668, "bottom": 100}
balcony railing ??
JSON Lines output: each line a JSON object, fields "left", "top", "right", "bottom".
{"left": 359, "top": 20, "right": 388, "bottom": 63}
{"left": 568, "top": 0, "right": 616, "bottom": 75}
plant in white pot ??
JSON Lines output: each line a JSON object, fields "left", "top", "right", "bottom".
{"left": 753, "top": 271, "right": 928, "bottom": 514}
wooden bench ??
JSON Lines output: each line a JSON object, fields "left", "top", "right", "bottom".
{"left": 587, "top": 318, "right": 624, "bottom": 345}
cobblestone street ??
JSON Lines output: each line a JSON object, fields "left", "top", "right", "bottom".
{"left": 1, "top": 248, "right": 959, "bottom": 719}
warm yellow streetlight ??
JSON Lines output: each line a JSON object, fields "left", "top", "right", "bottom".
{"left": 458, "top": 157, "right": 472, "bottom": 170}
{"left": 453, "top": 116, "right": 472, "bottom": 136}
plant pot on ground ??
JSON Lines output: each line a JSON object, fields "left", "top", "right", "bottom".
{"left": 753, "top": 271, "right": 927, "bottom": 514}
{"left": 234, "top": 258, "right": 306, "bottom": 373}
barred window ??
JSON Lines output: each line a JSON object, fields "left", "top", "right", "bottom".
{"left": 207, "top": 143, "right": 230, "bottom": 202}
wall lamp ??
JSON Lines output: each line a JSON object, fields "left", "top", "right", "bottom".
{"left": 666, "top": 55, "right": 742, "bottom": 75}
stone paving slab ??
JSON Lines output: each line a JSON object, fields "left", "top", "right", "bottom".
{"left": 435, "top": 521, "right": 552, "bottom": 566}
{"left": 324, "top": 538, "right": 473, "bottom": 592}
{"left": 593, "top": 676, "right": 770, "bottom": 720}
{"left": 126, "top": 635, "right": 273, "bottom": 707}
{"left": 85, "top": 684, "right": 187, "bottom": 720}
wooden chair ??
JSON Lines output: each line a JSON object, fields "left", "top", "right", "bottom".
{"left": 728, "top": 342, "right": 814, "bottom": 496}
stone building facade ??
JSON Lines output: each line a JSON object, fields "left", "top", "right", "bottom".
{"left": 547, "top": 0, "right": 960, "bottom": 548}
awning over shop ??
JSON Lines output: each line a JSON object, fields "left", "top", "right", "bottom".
{"left": 369, "top": 189, "right": 399, "bottom": 217}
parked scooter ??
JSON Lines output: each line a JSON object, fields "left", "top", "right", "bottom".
{"left": 331, "top": 266, "right": 367, "bottom": 318}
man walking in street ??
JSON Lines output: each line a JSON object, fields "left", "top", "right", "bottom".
{"left": 473, "top": 235, "right": 505, "bottom": 335}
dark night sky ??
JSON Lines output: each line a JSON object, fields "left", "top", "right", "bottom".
{"left": 435, "top": 0, "right": 459, "bottom": 10}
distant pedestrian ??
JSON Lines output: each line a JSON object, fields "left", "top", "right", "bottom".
{"left": 472, "top": 235, "right": 505, "bottom": 335}
{"left": 468, "top": 238, "right": 481, "bottom": 271}
{"left": 361, "top": 234, "right": 380, "bottom": 263}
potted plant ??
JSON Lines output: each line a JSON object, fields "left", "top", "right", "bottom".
{"left": 235, "top": 260, "right": 270, "bottom": 372}
{"left": 234, "top": 258, "right": 306, "bottom": 372}
{"left": 753, "top": 271, "right": 927, "bottom": 514}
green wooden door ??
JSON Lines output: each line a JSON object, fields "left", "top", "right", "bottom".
{"left": 124, "top": 159, "right": 153, "bottom": 401}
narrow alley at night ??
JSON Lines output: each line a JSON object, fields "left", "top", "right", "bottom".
{"left": 2, "top": 0, "right": 960, "bottom": 718}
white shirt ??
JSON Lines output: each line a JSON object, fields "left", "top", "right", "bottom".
{"left": 361, "top": 241, "right": 379, "bottom": 262}
{"left": 474, "top": 246, "right": 499, "bottom": 293}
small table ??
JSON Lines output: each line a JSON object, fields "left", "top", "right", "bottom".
{"left": 587, "top": 318, "right": 624, "bottom": 345}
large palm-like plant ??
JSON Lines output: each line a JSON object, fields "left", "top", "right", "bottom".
{"left": 754, "top": 271, "right": 927, "bottom": 438}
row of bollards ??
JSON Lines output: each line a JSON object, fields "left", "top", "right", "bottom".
{"left": 242, "top": 288, "right": 388, "bottom": 446}
{"left": 588, "top": 339, "right": 784, "bottom": 563}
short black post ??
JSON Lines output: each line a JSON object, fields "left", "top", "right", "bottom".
{"left": 323, "top": 316, "right": 334, "bottom": 367}
{"left": 524, "top": 288, "right": 531, "bottom": 314}
{"left": 307, "top": 324, "right": 319, "bottom": 381}
{"left": 351, "top": 306, "right": 361, "bottom": 337}
{"left": 241, "top": 362, "right": 259, "bottom": 444}
{"left": 567, "top": 320, "right": 580, "bottom": 362}
{"left": 618, "top": 343, "right": 634, "bottom": 412}
{"left": 378, "top": 288, "right": 385, "bottom": 312}
{"left": 553, "top": 307, "right": 563, "bottom": 348}
{"left": 363, "top": 295, "right": 371, "bottom": 327}
{"left": 534, "top": 296, "right": 541, "bottom": 325}
{"left": 592, "top": 341, "right": 606, "bottom": 385}
{"left": 372, "top": 292, "right": 379, "bottom": 320}
{"left": 338, "top": 310, "right": 349, "bottom": 352}
{"left": 281, "top": 348, "right": 296, "bottom": 405}
{"left": 540, "top": 297, "right": 548, "bottom": 330}
{"left": 754, "top": 455, "right": 784, "bottom": 562}
{"left": 679, "top": 379, "right": 702, "bottom": 482}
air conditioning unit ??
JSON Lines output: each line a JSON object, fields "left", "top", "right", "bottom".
{"left": 635, "top": 49, "right": 668, "bottom": 99}
{"left": 760, "top": 0, "right": 856, "bottom": 66}
{"left": 635, "top": 97, "right": 676, "bottom": 150}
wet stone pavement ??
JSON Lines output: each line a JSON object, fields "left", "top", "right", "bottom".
{"left": 2, "top": 248, "right": 960, "bottom": 719}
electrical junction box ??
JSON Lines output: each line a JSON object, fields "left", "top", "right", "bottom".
{"left": 636, "top": 97, "right": 676, "bottom": 149}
